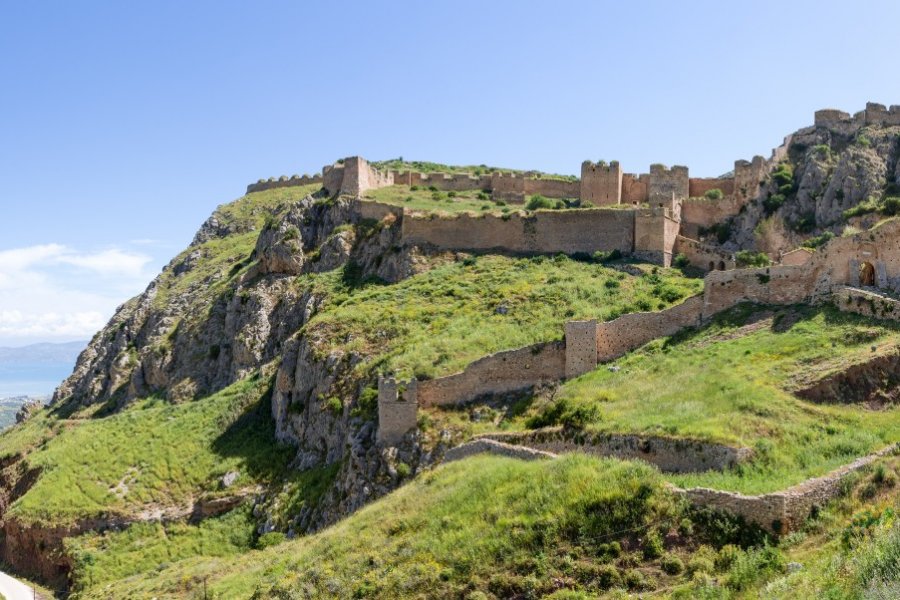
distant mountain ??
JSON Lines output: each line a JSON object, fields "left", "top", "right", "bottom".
{"left": 0, "top": 341, "right": 86, "bottom": 364}
{"left": 0, "top": 395, "right": 46, "bottom": 431}
{"left": 0, "top": 340, "right": 86, "bottom": 400}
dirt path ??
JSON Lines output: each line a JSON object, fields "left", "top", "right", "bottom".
{"left": 0, "top": 570, "right": 37, "bottom": 600}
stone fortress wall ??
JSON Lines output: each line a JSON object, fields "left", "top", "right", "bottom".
{"left": 246, "top": 173, "right": 323, "bottom": 194}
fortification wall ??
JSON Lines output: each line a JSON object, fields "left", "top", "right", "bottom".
{"left": 393, "top": 171, "right": 492, "bottom": 191}
{"left": 864, "top": 102, "right": 900, "bottom": 127}
{"left": 673, "top": 236, "right": 735, "bottom": 271}
{"left": 679, "top": 444, "right": 898, "bottom": 533}
{"left": 595, "top": 295, "right": 703, "bottom": 362}
{"left": 322, "top": 157, "right": 393, "bottom": 197}
{"left": 681, "top": 196, "right": 745, "bottom": 236}
{"left": 246, "top": 174, "right": 323, "bottom": 194}
{"left": 688, "top": 177, "right": 734, "bottom": 198}
{"left": 377, "top": 377, "right": 418, "bottom": 445}
{"left": 621, "top": 173, "right": 649, "bottom": 205}
{"left": 634, "top": 209, "right": 679, "bottom": 266}
{"left": 491, "top": 173, "right": 526, "bottom": 202}
{"left": 417, "top": 342, "right": 566, "bottom": 408}
{"left": 351, "top": 199, "right": 403, "bottom": 223}
{"left": 565, "top": 320, "right": 599, "bottom": 378}
{"left": 482, "top": 429, "right": 751, "bottom": 473}
{"left": 524, "top": 177, "right": 580, "bottom": 199}
{"left": 702, "top": 265, "right": 816, "bottom": 314}
{"left": 832, "top": 287, "right": 900, "bottom": 322}
{"left": 781, "top": 248, "right": 813, "bottom": 266}
{"left": 733, "top": 156, "right": 768, "bottom": 204}
{"left": 580, "top": 161, "right": 622, "bottom": 206}
{"left": 401, "top": 209, "right": 635, "bottom": 256}
{"left": 648, "top": 164, "right": 689, "bottom": 207}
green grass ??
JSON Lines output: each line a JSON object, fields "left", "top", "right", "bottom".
{"left": 520, "top": 304, "right": 900, "bottom": 493}
{"left": 369, "top": 158, "right": 578, "bottom": 181}
{"left": 306, "top": 255, "right": 702, "bottom": 379}
{"left": 75, "top": 454, "right": 698, "bottom": 599}
{"left": 151, "top": 184, "right": 319, "bottom": 310}
{"left": 9, "top": 374, "right": 294, "bottom": 524}
{"left": 66, "top": 505, "right": 257, "bottom": 591}
{"left": 363, "top": 184, "right": 507, "bottom": 214}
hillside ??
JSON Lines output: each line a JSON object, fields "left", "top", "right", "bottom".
{"left": 2, "top": 104, "right": 900, "bottom": 597}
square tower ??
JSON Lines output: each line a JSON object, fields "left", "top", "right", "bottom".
{"left": 648, "top": 164, "right": 689, "bottom": 209}
{"left": 580, "top": 160, "right": 622, "bottom": 205}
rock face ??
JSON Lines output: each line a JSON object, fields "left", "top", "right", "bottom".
{"left": 725, "top": 121, "right": 900, "bottom": 255}
{"left": 49, "top": 190, "right": 440, "bottom": 538}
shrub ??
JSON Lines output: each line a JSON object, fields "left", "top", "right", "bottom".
{"left": 447, "top": 191, "right": 457, "bottom": 198}
{"left": 643, "top": 530, "right": 664, "bottom": 559}
{"left": 595, "top": 564, "right": 621, "bottom": 589}
{"left": 395, "top": 462, "right": 411, "bottom": 478}
{"left": 477, "top": 192, "right": 489, "bottom": 201}
{"left": 704, "top": 188, "right": 724, "bottom": 200}
{"left": 883, "top": 196, "right": 900, "bottom": 216}
{"left": 844, "top": 196, "right": 881, "bottom": 219}
{"left": 687, "top": 555, "right": 715, "bottom": 576}
{"left": 661, "top": 553, "right": 685, "bottom": 575}
{"left": 725, "top": 545, "right": 785, "bottom": 591}
{"left": 526, "top": 398, "right": 598, "bottom": 430}
{"left": 678, "top": 517, "right": 694, "bottom": 537}
{"left": 592, "top": 249, "right": 623, "bottom": 263}
{"left": 428, "top": 185, "right": 438, "bottom": 192}
{"left": 624, "top": 569, "right": 651, "bottom": 590}
{"left": 325, "top": 396, "right": 343, "bottom": 416}
{"left": 256, "top": 532, "right": 286, "bottom": 549}
{"left": 735, "top": 250, "right": 770, "bottom": 268}
{"left": 673, "top": 253, "right": 690, "bottom": 269}
{"left": 526, "top": 195, "right": 554, "bottom": 210}
{"left": 410, "top": 185, "right": 419, "bottom": 191}
{"left": 763, "top": 193, "right": 786, "bottom": 214}
{"left": 857, "top": 134, "right": 872, "bottom": 147}
{"left": 715, "top": 544, "right": 741, "bottom": 571}
{"left": 802, "top": 231, "right": 835, "bottom": 249}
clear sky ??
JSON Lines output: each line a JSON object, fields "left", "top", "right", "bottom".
{"left": 1, "top": 0, "right": 899, "bottom": 346}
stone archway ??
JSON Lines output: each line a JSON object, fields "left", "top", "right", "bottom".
{"left": 860, "top": 261, "right": 876, "bottom": 286}
{"left": 709, "top": 261, "right": 715, "bottom": 271}
{"left": 718, "top": 260, "right": 726, "bottom": 271}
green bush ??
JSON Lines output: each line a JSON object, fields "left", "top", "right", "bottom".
{"left": 526, "top": 398, "right": 599, "bottom": 430}
{"left": 661, "top": 553, "right": 685, "bottom": 575}
{"left": 526, "top": 195, "right": 554, "bottom": 210}
{"left": 704, "top": 188, "right": 724, "bottom": 200}
{"left": 673, "top": 253, "right": 690, "bottom": 269}
{"left": 735, "top": 250, "right": 770, "bottom": 268}
{"left": 763, "top": 193, "right": 786, "bottom": 214}
{"left": 592, "top": 249, "right": 623, "bottom": 263}
{"left": 643, "top": 530, "right": 664, "bottom": 559}
{"left": 725, "top": 545, "right": 785, "bottom": 591}
{"left": 882, "top": 196, "right": 900, "bottom": 216}
{"left": 256, "top": 532, "right": 287, "bottom": 550}
{"left": 802, "top": 231, "right": 834, "bottom": 249}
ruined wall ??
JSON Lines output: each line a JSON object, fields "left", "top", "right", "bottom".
{"left": 648, "top": 164, "right": 689, "bottom": 208}
{"left": 580, "top": 161, "right": 622, "bottom": 206}
{"left": 621, "top": 173, "right": 649, "bottom": 205}
{"left": 351, "top": 199, "right": 403, "bottom": 223}
{"left": 781, "top": 248, "right": 813, "bottom": 266}
{"left": 482, "top": 429, "right": 751, "bottom": 473}
{"left": 444, "top": 438, "right": 556, "bottom": 463}
{"left": 417, "top": 342, "right": 565, "bottom": 408}
{"left": 702, "top": 266, "right": 816, "bottom": 314}
{"left": 864, "top": 102, "right": 900, "bottom": 126}
{"left": 733, "top": 156, "right": 768, "bottom": 204}
{"left": 401, "top": 209, "right": 636, "bottom": 256}
{"left": 673, "top": 236, "right": 735, "bottom": 271}
{"left": 688, "top": 177, "right": 734, "bottom": 198}
{"left": 832, "top": 286, "right": 900, "bottom": 322}
{"left": 679, "top": 444, "right": 898, "bottom": 533}
{"left": 565, "top": 320, "right": 599, "bottom": 378}
{"left": 246, "top": 174, "right": 323, "bottom": 194}
{"left": 377, "top": 377, "right": 418, "bottom": 445}
{"left": 596, "top": 295, "right": 704, "bottom": 362}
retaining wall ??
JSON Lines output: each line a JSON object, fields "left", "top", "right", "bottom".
{"left": 481, "top": 428, "right": 752, "bottom": 473}
{"left": 443, "top": 438, "right": 557, "bottom": 463}
{"left": 673, "top": 236, "right": 735, "bottom": 271}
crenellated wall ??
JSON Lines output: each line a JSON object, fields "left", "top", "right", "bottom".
{"left": 247, "top": 174, "right": 323, "bottom": 194}
{"left": 621, "top": 173, "right": 649, "bottom": 205}
{"left": 322, "top": 156, "right": 394, "bottom": 197}
{"left": 648, "top": 164, "right": 689, "bottom": 208}
{"left": 580, "top": 161, "right": 623, "bottom": 205}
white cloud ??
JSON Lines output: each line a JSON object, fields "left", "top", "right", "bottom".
{"left": 0, "top": 243, "right": 157, "bottom": 345}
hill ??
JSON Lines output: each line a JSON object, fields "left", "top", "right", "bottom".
{"left": 1, "top": 104, "right": 900, "bottom": 597}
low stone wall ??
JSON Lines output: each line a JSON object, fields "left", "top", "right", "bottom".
{"left": 443, "top": 438, "right": 557, "bottom": 463}
{"left": 392, "top": 171, "right": 493, "bottom": 192}
{"left": 418, "top": 342, "right": 565, "bottom": 408}
{"left": 702, "top": 265, "right": 816, "bottom": 315}
{"left": 480, "top": 428, "right": 751, "bottom": 473}
{"left": 832, "top": 286, "right": 900, "bottom": 322}
{"left": 401, "top": 209, "right": 636, "bottom": 256}
{"left": 525, "top": 177, "right": 580, "bottom": 199}
{"left": 677, "top": 443, "right": 899, "bottom": 533}
{"left": 596, "top": 295, "right": 704, "bottom": 362}
{"left": 247, "top": 174, "right": 323, "bottom": 194}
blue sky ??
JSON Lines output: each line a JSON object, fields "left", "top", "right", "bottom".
{"left": 1, "top": 0, "right": 899, "bottom": 346}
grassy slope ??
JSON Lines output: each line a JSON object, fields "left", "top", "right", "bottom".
{"left": 307, "top": 256, "right": 702, "bottom": 379}
{"left": 9, "top": 375, "right": 293, "bottom": 525}
{"left": 74, "top": 454, "right": 688, "bottom": 599}
{"left": 517, "top": 304, "right": 900, "bottom": 494}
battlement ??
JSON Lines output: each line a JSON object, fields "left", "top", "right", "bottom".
{"left": 580, "top": 160, "right": 622, "bottom": 205}
{"left": 648, "top": 164, "right": 689, "bottom": 209}
{"left": 323, "top": 156, "right": 394, "bottom": 197}
{"left": 246, "top": 173, "right": 323, "bottom": 194}
{"left": 864, "top": 102, "right": 900, "bottom": 126}
{"left": 813, "top": 102, "right": 900, "bottom": 133}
